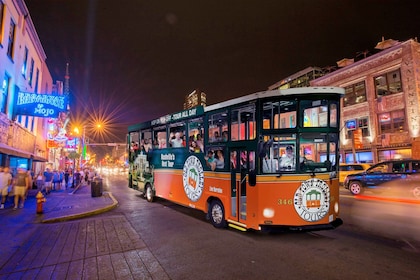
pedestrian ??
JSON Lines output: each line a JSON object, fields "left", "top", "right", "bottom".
{"left": 26, "top": 170, "right": 33, "bottom": 198}
{"left": 52, "top": 170, "right": 60, "bottom": 191}
{"left": 74, "top": 169, "right": 81, "bottom": 187}
{"left": 36, "top": 171, "right": 44, "bottom": 191}
{"left": 88, "top": 169, "right": 94, "bottom": 185}
{"left": 64, "top": 169, "right": 70, "bottom": 188}
{"left": 13, "top": 168, "right": 29, "bottom": 210}
{"left": 0, "top": 166, "right": 13, "bottom": 209}
{"left": 43, "top": 168, "right": 53, "bottom": 194}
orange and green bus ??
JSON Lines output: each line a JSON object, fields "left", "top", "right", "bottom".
{"left": 128, "top": 87, "right": 344, "bottom": 232}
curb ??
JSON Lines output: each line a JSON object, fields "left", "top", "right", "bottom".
{"left": 41, "top": 192, "right": 119, "bottom": 223}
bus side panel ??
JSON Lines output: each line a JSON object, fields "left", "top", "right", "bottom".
{"left": 154, "top": 170, "right": 184, "bottom": 200}
{"left": 254, "top": 175, "right": 340, "bottom": 227}
{"left": 153, "top": 170, "right": 232, "bottom": 214}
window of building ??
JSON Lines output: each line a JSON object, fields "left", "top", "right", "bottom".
{"left": 375, "top": 69, "right": 402, "bottom": 97}
{"left": 1, "top": 73, "right": 10, "bottom": 114}
{"left": 378, "top": 110, "right": 405, "bottom": 134}
{"left": 28, "top": 59, "right": 34, "bottom": 86}
{"left": 231, "top": 104, "right": 255, "bottom": 141}
{"left": 7, "top": 19, "right": 16, "bottom": 59}
{"left": 34, "top": 69, "right": 39, "bottom": 93}
{"left": 345, "top": 117, "right": 370, "bottom": 139}
{"left": 343, "top": 81, "right": 366, "bottom": 106}
{"left": 22, "top": 47, "right": 29, "bottom": 77}
{"left": 0, "top": 2, "right": 4, "bottom": 45}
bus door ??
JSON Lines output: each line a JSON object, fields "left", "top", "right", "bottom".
{"left": 230, "top": 148, "right": 249, "bottom": 224}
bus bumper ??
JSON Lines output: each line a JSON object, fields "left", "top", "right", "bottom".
{"left": 260, "top": 218, "right": 343, "bottom": 233}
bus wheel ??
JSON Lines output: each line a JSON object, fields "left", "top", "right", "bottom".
{"left": 349, "top": 181, "right": 363, "bottom": 195}
{"left": 145, "top": 185, "right": 154, "bottom": 202}
{"left": 209, "top": 200, "right": 227, "bottom": 228}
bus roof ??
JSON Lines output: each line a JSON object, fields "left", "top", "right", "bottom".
{"left": 128, "top": 87, "right": 344, "bottom": 132}
{"left": 204, "top": 87, "right": 344, "bottom": 112}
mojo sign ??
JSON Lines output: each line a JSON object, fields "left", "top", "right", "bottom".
{"left": 14, "top": 91, "right": 68, "bottom": 118}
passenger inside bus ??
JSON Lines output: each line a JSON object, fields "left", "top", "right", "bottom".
{"left": 189, "top": 140, "right": 201, "bottom": 153}
{"left": 170, "top": 132, "right": 184, "bottom": 147}
{"left": 205, "top": 150, "right": 225, "bottom": 170}
{"left": 196, "top": 134, "right": 204, "bottom": 152}
{"left": 279, "top": 146, "right": 295, "bottom": 170}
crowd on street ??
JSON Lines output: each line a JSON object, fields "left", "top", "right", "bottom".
{"left": 0, "top": 166, "right": 98, "bottom": 211}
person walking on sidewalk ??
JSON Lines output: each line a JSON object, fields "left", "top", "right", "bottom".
{"left": 74, "top": 169, "right": 81, "bottom": 188}
{"left": 13, "top": 168, "right": 29, "bottom": 210}
{"left": 35, "top": 171, "right": 44, "bottom": 192}
{"left": 0, "top": 166, "right": 13, "bottom": 209}
{"left": 64, "top": 169, "right": 70, "bottom": 189}
{"left": 43, "top": 168, "right": 53, "bottom": 194}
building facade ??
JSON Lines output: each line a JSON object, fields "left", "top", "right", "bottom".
{"left": 311, "top": 38, "right": 420, "bottom": 164}
{"left": 183, "top": 88, "right": 207, "bottom": 109}
{"left": 0, "top": 0, "right": 53, "bottom": 174}
{"left": 268, "top": 66, "right": 324, "bottom": 90}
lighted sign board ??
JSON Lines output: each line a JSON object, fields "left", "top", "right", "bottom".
{"left": 346, "top": 119, "right": 356, "bottom": 130}
{"left": 14, "top": 91, "right": 68, "bottom": 118}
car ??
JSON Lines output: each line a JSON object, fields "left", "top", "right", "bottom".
{"left": 339, "top": 163, "right": 371, "bottom": 185}
{"left": 343, "top": 159, "right": 420, "bottom": 199}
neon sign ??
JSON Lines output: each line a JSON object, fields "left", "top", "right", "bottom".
{"left": 14, "top": 91, "right": 68, "bottom": 118}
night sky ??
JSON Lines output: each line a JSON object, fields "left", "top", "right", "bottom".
{"left": 26, "top": 0, "right": 419, "bottom": 142}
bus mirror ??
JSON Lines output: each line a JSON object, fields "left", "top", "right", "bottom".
{"left": 249, "top": 169, "right": 256, "bottom": 186}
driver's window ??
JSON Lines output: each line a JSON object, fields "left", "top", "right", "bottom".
{"left": 370, "top": 163, "right": 388, "bottom": 173}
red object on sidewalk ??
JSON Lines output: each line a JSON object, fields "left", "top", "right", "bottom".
{"left": 36, "top": 191, "right": 46, "bottom": 214}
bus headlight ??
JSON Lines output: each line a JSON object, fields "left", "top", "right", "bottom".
{"left": 263, "top": 208, "right": 275, "bottom": 218}
{"left": 334, "top": 201, "right": 339, "bottom": 214}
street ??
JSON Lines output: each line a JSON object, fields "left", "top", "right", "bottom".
{"left": 1, "top": 172, "right": 420, "bottom": 279}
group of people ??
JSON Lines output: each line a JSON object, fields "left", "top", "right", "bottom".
{"left": 205, "top": 149, "right": 225, "bottom": 170}
{"left": 0, "top": 166, "right": 98, "bottom": 210}
{"left": 0, "top": 166, "right": 33, "bottom": 210}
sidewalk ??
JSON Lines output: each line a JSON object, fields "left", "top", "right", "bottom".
{"left": 0, "top": 183, "right": 170, "bottom": 279}
{"left": 0, "top": 183, "right": 118, "bottom": 223}
{"left": 40, "top": 183, "right": 118, "bottom": 223}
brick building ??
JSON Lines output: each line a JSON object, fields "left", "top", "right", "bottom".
{"left": 311, "top": 38, "right": 420, "bottom": 163}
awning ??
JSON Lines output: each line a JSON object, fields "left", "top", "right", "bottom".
{"left": 0, "top": 143, "right": 31, "bottom": 158}
{"left": 31, "top": 155, "right": 48, "bottom": 162}
{"left": 0, "top": 143, "right": 47, "bottom": 162}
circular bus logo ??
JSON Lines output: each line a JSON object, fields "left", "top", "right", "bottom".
{"left": 183, "top": 155, "right": 205, "bottom": 202}
{"left": 293, "top": 178, "right": 330, "bottom": 222}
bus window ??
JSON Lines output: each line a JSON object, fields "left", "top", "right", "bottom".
{"left": 188, "top": 117, "right": 204, "bottom": 152}
{"left": 301, "top": 99, "right": 329, "bottom": 127}
{"left": 330, "top": 102, "right": 338, "bottom": 127}
{"left": 153, "top": 126, "right": 167, "bottom": 149}
{"left": 300, "top": 132, "right": 338, "bottom": 172}
{"left": 169, "top": 122, "right": 186, "bottom": 148}
{"left": 140, "top": 129, "right": 152, "bottom": 152}
{"left": 260, "top": 134, "right": 297, "bottom": 172}
{"left": 208, "top": 111, "right": 228, "bottom": 142}
{"left": 231, "top": 104, "right": 256, "bottom": 141}
{"left": 204, "top": 147, "right": 226, "bottom": 171}
{"left": 129, "top": 132, "right": 140, "bottom": 161}
{"left": 263, "top": 100, "right": 296, "bottom": 130}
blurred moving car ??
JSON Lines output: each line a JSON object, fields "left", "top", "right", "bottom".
{"left": 343, "top": 159, "right": 420, "bottom": 199}
{"left": 339, "top": 163, "right": 371, "bottom": 185}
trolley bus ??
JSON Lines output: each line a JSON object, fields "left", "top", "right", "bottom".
{"left": 127, "top": 87, "right": 344, "bottom": 232}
